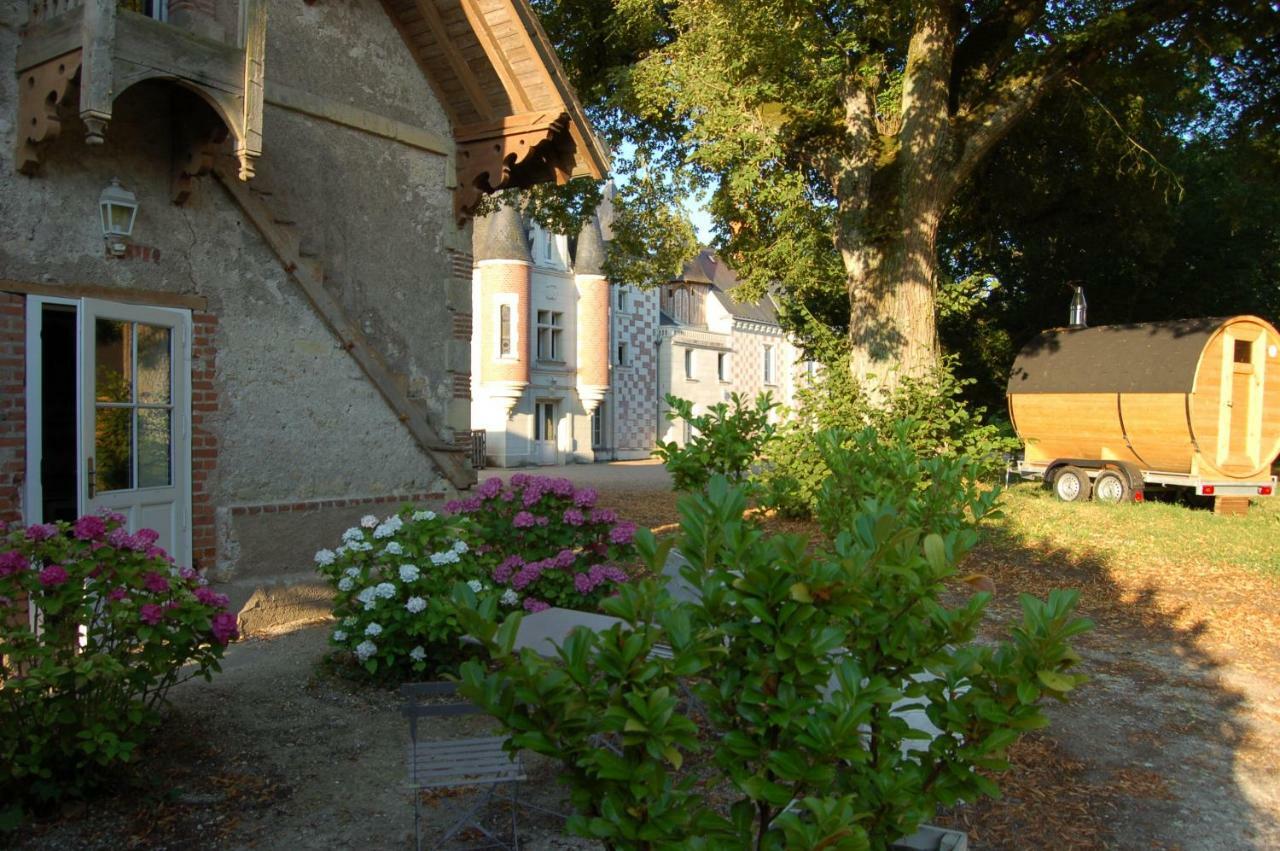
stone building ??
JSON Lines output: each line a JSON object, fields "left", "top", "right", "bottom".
{"left": 469, "top": 203, "right": 659, "bottom": 467}
{"left": 0, "top": 0, "right": 606, "bottom": 604}
{"left": 656, "top": 249, "right": 806, "bottom": 446}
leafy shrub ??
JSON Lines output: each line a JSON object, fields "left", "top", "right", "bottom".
{"left": 654, "top": 392, "right": 779, "bottom": 492}
{"left": 446, "top": 475, "right": 636, "bottom": 612}
{"left": 0, "top": 514, "right": 235, "bottom": 811}
{"left": 314, "top": 507, "right": 484, "bottom": 679}
{"left": 455, "top": 442, "right": 1090, "bottom": 849}
{"left": 758, "top": 356, "right": 1018, "bottom": 518}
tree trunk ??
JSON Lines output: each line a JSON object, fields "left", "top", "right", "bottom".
{"left": 840, "top": 194, "right": 945, "bottom": 386}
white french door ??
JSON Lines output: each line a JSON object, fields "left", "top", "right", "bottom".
{"left": 534, "top": 400, "right": 559, "bottom": 466}
{"left": 71, "top": 299, "right": 191, "bottom": 566}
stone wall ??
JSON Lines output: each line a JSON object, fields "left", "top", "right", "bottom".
{"left": 612, "top": 286, "right": 658, "bottom": 457}
{"left": 0, "top": 0, "right": 467, "bottom": 583}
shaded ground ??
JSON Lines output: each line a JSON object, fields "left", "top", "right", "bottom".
{"left": 13, "top": 462, "right": 1280, "bottom": 849}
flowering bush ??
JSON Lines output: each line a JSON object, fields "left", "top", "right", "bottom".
{"left": 446, "top": 475, "right": 636, "bottom": 613}
{"left": 315, "top": 507, "right": 488, "bottom": 679}
{"left": 0, "top": 514, "right": 235, "bottom": 810}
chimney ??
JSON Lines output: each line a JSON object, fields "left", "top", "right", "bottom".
{"left": 1069, "top": 286, "right": 1087, "bottom": 328}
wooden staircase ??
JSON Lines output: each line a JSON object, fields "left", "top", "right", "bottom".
{"left": 211, "top": 160, "right": 475, "bottom": 489}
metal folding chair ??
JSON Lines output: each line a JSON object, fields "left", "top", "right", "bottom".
{"left": 401, "top": 681, "right": 526, "bottom": 850}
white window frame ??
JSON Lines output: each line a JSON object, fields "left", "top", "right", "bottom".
{"left": 684, "top": 348, "right": 695, "bottom": 380}
{"left": 763, "top": 345, "right": 775, "bottom": 385}
{"left": 617, "top": 287, "right": 629, "bottom": 313}
{"left": 717, "top": 352, "right": 728, "bottom": 382}
{"left": 617, "top": 341, "right": 630, "bottom": 367}
{"left": 536, "top": 309, "right": 564, "bottom": 362}
{"left": 494, "top": 295, "right": 519, "bottom": 360}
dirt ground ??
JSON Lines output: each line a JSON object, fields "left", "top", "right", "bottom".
{"left": 14, "top": 462, "right": 1280, "bottom": 849}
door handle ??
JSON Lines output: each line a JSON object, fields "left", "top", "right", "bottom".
{"left": 87, "top": 457, "right": 95, "bottom": 499}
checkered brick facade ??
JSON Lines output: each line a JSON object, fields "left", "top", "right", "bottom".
{"left": 610, "top": 287, "right": 659, "bottom": 454}
{"left": 729, "top": 321, "right": 793, "bottom": 405}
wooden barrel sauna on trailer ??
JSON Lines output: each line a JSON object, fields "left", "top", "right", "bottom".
{"left": 1007, "top": 316, "right": 1280, "bottom": 507}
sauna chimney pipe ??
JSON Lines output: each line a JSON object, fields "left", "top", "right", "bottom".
{"left": 1069, "top": 286, "right": 1087, "bottom": 328}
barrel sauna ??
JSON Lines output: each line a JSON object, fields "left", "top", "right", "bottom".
{"left": 1007, "top": 316, "right": 1280, "bottom": 502}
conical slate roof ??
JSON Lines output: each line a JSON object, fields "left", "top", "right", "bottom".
{"left": 474, "top": 203, "right": 531, "bottom": 262}
{"left": 574, "top": 215, "right": 607, "bottom": 276}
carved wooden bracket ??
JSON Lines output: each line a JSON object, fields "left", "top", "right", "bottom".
{"left": 15, "top": 50, "right": 83, "bottom": 176}
{"left": 453, "top": 110, "right": 577, "bottom": 224}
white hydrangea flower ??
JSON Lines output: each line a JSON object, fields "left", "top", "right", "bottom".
{"left": 500, "top": 589, "right": 520, "bottom": 607}
{"left": 429, "top": 550, "right": 460, "bottom": 566}
{"left": 349, "top": 541, "right": 373, "bottom": 553}
{"left": 412, "top": 510, "right": 436, "bottom": 522}
{"left": 356, "top": 586, "right": 377, "bottom": 606}
{"left": 344, "top": 567, "right": 361, "bottom": 578}
{"left": 314, "top": 549, "right": 336, "bottom": 567}
{"left": 409, "top": 646, "right": 426, "bottom": 661}
{"left": 405, "top": 596, "right": 427, "bottom": 613}
{"left": 337, "top": 576, "right": 354, "bottom": 592}
{"left": 399, "top": 564, "right": 421, "bottom": 583}
{"left": 365, "top": 622, "right": 383, "bottom": 637}
{"left": 375, "top": 582, "right": 397, "bottom": 599}
{"left": 343, "top": 527, "right": 365, "bottom": 543}
{"left": 355, "top": 640, "right": 377, "bottom": 660}
{"left": 373, "top": 516, "right": 404, "bottom": 539}
{"left": 335, "top": 544, "right": 350, "bottom": 556}
{"left": 452, "top": 540, "right": 469, "bottom": 555}
{"left": 343, "top": 616, "right": 356, "bottom": 627}
{"left": 382, "top": 541, "right": 404, "bottom": 556}
{"left": 332, "top": 629, "right": 347, "bottom": 642}
{"left": 363, "top": 599, "right": 376, "bottom": 611}
{"left": 467, "top": 579, "right": 484, "bottom": 593}
{"left": 360, "top": 515, "right": 379, "bottom": 529}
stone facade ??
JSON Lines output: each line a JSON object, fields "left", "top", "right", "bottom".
{"left": 1, "top": 0, "right": 603, "bottom": 610}
{"left": 656, "top": 250, "right": 805, "bottom": 446}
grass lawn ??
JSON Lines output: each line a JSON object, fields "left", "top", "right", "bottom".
{"left": 996, "top": 482, "right": 1280, "bottom": 578}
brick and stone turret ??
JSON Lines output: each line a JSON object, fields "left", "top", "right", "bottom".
{"left": 475, "top": 204, "right": 531, "bottom": 417}
{"left": 574, "top": 215, "right": 610, "bottom": 415}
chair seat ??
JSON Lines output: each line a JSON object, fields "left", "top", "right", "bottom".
{"left": 408, "top": 736, "right": 527, "bottom": 790}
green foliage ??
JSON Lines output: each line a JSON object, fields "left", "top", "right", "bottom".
{"left": 757, "top": 358, "right": 1017, "bottom": 519}
{"left": 455, "top": 441, "right": 1092, "bottom": 849}
{"left": 653, "top": 392, "right": 778, "bottom": 493}
{"left": 0, "top": 515, "right": 233, "bottom": 812}
{"left": 603, "top": 159, "right": 702, "bottom": 290}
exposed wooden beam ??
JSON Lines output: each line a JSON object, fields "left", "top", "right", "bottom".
{"left": 456, "top": 0, "right": 532, "bottom": 114}
{"left": 409, "top": 0, "right": 495, "bottom": 122}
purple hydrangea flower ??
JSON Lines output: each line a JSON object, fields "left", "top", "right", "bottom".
{"left": 573, "top": 488, "right": 598, "bottom": 508}
{"left": 562, "top": 508, "right": 585, "bottom": 526}
{"left": 0, "top": 550, "right": 29, "bottom": 577}
{"left": 589, "top": 508, "right": 617, "bottom": 524}
{"left": 211, "top": 611, "right": 238, "bottom": 644}
{"left": 25, "top": 523, "right": 59, "bottom": 541}
{"left": 73, "top": 515, "right": 107, "bottom": 541}
{"left": 140, "top": 603, "right": 165, "bottom": 625}
{"left": 513, "top": 511, "right": 537, "bottom": 529}
{"left": 143, "top": 572, "right": 171, "bottom": 594}
{"left": 522, "top": 597, "right": 550, "bottom": 613}
{"left": 609, "top": 522, "right": 637, "bottom": 545}
{"left": 38, "top": 564, "right": 69, "bottom": 587}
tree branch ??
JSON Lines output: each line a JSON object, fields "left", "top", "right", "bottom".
{"left": 899, "top": 0, "right": 958, "bottom": 161}
{"left": 949, "top": 0, "right": 1197, "bottom": 193}
{"left": 948, "top": 0, "right": 1047, "bottom": 113}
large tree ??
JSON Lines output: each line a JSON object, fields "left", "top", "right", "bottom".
{"left": 556, "top": 0, "right": 1276, "bottom": 382}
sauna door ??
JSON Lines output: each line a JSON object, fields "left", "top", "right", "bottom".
{"left": 1222, "top": 331, "right": 1264, "bottom": 472}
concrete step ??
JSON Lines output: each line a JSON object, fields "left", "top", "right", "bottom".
{"left": 216, "top": 572, "right": 334, "bottom": 638}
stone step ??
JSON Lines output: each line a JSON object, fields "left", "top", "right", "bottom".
{"left": 216, "top": 572, "right": 334, "bottom": 638}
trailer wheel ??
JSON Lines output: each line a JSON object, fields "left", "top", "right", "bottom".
{"left": 1052, "top": 466, "right": 1091, "bottom": 502}
{"left": 1093, "top": 470, "right": 1132, "bottom": 504}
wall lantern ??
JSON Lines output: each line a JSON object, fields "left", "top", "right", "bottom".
{"left": 99, "top": 178, "right": 138, "bottom": 256}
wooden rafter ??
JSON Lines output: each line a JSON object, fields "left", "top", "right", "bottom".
{"left": 454, "top": 110, "right": 575, "bottom": 222}
{"left": 410, "top": 0, "right": 495, "bottom": 122}
{"left": 456, "top": 0, "right": 532, "bottom": 114}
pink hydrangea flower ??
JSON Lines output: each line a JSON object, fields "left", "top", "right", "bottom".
{"left": 38, "top": 564, "right": 69, "bottom": 587}
{"left": 73, "top": 515, "right": 107, "bottom": 541}
{"left": 476, "top": 477, "right": 503, "bottom": 499}
{"left": 0, "top": 550, "right": 29, "bottom": 577}
{"left": 143, "top": 572, "right": 171, "bottom": 594}
{"left": 140, "top": 603, "right": 165, "bottom": 625}
{"left": 195, "top": 586, "right": 230, "bottom": 608}
{"left": 211, "top": 611, "right": 238, "bottom": 644}
{"left": 107, "top": 586, "right": 128, "bottom": 602}
{"left": 25, "top": 523, "right": 59, "bottom": 541}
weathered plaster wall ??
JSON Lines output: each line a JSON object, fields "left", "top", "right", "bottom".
{"left": 0, "top": 0, "right": 466, "bottom": 579}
